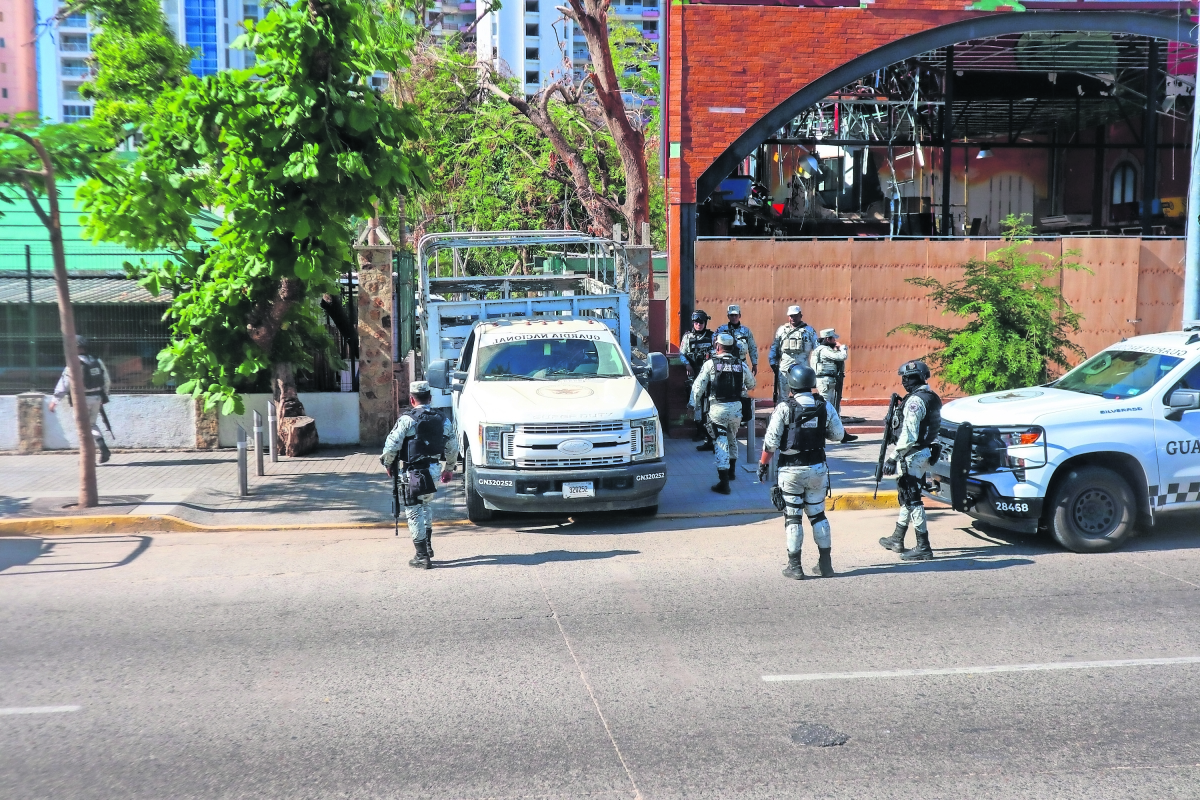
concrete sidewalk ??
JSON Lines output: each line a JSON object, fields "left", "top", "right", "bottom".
{"left": 0, "top": 432, "right": 895, "bottom": 532}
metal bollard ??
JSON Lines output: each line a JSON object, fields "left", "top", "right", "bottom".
{"left": 237, "top": 424, "right": 249, "bottom": 496}
{"left": 253, "top": 410, "right": 264, "bottom": 477}
{"left": 744, "top": 401, "right": 758, "bottom": 474}
{"left": 267, "top": 401, "right": 279, "bottom": 463}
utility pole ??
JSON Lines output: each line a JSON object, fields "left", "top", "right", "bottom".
{"left": 1186, "top": 46, "right": 1200, "bottom": 322}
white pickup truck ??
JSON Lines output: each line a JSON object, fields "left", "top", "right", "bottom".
{"left": 416, "top": 231, "right": 668, "bottom": 523}
{"left": 927, "top": 324, "right": 1200, "bottom": 552}
{"left": 427, "top": 318, "right": 667, "bottom": 521}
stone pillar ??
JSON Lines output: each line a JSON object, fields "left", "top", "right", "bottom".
{"left": 355, "top": 220, "right": 396, "bottom": 447}
{"left": 194, "top": 398, "right": 219, "bottom": 450}
{"left": 16, "top": 392, "right": 43, "bottom": 454}
{"left": 625, "top": 246, "right": 652, "bottom": 361}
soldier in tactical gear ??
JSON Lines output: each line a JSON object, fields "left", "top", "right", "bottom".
{"left": 689, "top": 332, "right": 756, "bottom": 494}
{"left": 810, "top": 329, "right": 857, "bottom": 443}
{"left": 768, "top": 304, "right": 817, "bottom": 405}
{"left": 48, "top": 335, "right": 112, "bottom": 464}
{"left": 715, "top": 304, "right": 758, "bottom": 375}
{"left": 758, "top": 364, "right": 846, "bottom": 579}
{"left": 878, "top": 360, "right": 942, "bottom": 561}
{"left": 381, "top": 380, "right": 460, "bottom": 569}
{"left": 680, "top": 309, "right": 716, "bottom": 449}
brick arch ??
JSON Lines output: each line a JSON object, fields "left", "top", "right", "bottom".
{"left": 665, "top": 4, "right": 1197, "bottom": 340}
{"left": 695, "top": 11, "right": 1197, "bottom": 204}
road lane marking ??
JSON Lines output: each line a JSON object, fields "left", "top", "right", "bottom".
{"left": 0, "top": 706, "right": 81, "bottom": 715}
{"left": 763, "top": 656, "right": 1200, "bottom": 682}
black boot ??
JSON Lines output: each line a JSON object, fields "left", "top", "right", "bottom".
{"left": 728, "top": 458, "right": 737, "bottom": 480}
{"left": 711, "top": 469, "right": 731, "bottom": 495}
{"left": 696, "top": 439, "right": 715, "bottom": 452}
{"left": 692, "top": 422, "right": 706, "bottom": 442}
{"left": 813, "top": 547, "right": 834, "bottom": 577}
{"left": 879, "top": 523, "right": 907, "bottom": 553}
{"left": 408, "top": 538, "right": 432, "bottom": 569}
{"left": 782, "top": 551, "right": 805, "bottom": 580}
{"left": 97, "top": 437, "right": 111, "bottom": 464}
{"left": 840, "top": 432, "right": 859, "bottom": 443}
{"left": 425, "top": 528, "right": 434, "bottom": 559}
{"left": 901, "top": 531, "right": 933, "bottom": 561}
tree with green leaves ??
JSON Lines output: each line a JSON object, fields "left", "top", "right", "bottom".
{"left": 890, "top": 215, "right": 1089, "bottom": 394}
{"left": 1, "top": 114, "right": 117, "bottom": 506}
{"left": 80, "top": 0, "right": 429, "bottom": 419}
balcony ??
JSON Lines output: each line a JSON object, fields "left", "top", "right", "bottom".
{"left": 60, "top": 35, "right": 90, "bottom": 53}
{"left": 642, "top": 9, "right": 659, "bottom": 17}
{"left": 642, "top": 31, "right": 659, "bottom": 40}
{"left": 459, "top": 2, "right": 476, "bottom": 11}
{"left": 61, "top": 61, "right": 92, "bottom": 78}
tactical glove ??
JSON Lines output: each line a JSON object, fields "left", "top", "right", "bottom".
{"left": 756, "top": 462, "right": 770, "bottom": 483}
{"left": 883, "top": 457, "right": 897, "bottom": 476}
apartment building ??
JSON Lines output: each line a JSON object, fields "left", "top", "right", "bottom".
{"left": 475, "top": 0, "right": 659, "bottom": 98}
{"left": 34, "top": 0, "right": 264, "bottom": 124}
{"left": 0, "top": 0, "right": 39, "bottom": 115}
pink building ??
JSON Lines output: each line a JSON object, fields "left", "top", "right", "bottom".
{"left": 0, "top": 0, "right": 38, "bottom": 116}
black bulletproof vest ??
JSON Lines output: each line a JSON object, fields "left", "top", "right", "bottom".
{"left": 711, "top": 355, "right": 744, "bottom": 402}
{"left": 404, "top": 406, "right": 446, "bottom": 465}
{"left": 685, "top": 330, "right": 714, "bottom": 369}
{"left": 778, "top": 397, "right": 827, "bottom": 467}
{"left": 81, "top": 356, "right": 106, "bottom": 394}
{"left": 903, "top": 387, "right": 943, "bottom": 446}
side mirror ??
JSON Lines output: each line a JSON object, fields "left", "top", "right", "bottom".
{"left": 1166, "top": 388, "right": 1200, "bottom": 421}
{"left": 648, "top": 352, "right": 669, "bottom": 382}
{"left": 426, "top": 360, "right": 450, "bottom": 390}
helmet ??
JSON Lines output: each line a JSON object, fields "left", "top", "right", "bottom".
{"left": 691, "top": 310, "right": 709, "bottom": 324}
{"left": 75, "top": 335, "right": 89, "bottom": 353}
{"left": 716, "top": 332, "right": 735, "bottom": 348}
{"left": 898, "top": 360, "right": 930, "bottom": 390}
{"left": 786, "top": 365, "right": 817, "bottom": 392}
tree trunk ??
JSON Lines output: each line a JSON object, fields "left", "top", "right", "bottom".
{"left": 272, "top": 362, "right": 304, "bottom": 419}
{"left": 23, "top": 136, "right": 98, "bottom": 507}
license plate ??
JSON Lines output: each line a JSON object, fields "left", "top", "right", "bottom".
{"left": 563, "top": 481, "right": 595, "bottom": 499}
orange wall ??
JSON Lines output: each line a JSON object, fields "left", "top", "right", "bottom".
{"left": 695, "top": 236, "right": 1186, "bottom": 402}
{"left": 0, "top": 0, "right": 38, "bottom": 116}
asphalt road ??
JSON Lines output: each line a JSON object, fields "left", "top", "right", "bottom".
{"left": 3, "top": 508, "right": 1200, "bottom": 799}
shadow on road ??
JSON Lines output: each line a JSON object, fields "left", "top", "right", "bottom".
{"left": 0, "top": 535, "right": 152, "bottom": 576}
{"left": 839, "top": 555, "right": 1035, "bottom": 578}
{"left": 434, "top": 548, "right": 640, "bottom": 568}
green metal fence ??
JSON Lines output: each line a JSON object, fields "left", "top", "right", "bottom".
{"left": 395, "top": 250, "right": 416, "bottom": 359}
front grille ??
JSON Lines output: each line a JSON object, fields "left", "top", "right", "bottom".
{"left": 521, "top": 421, "right": 625, "bottom": 435}
{"left": 516, "top": 455, "right": 625, "bottom": 468}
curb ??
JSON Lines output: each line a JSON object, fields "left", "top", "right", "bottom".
{"left": 0, "top": 492, "right": 908, "bottom": 536}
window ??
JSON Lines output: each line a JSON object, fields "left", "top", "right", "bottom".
{"left": 62, "top": 13, "right": 88, "bottom": 28}
{"left": 1053, "top": 350, "right": 1183, "bottom": 400}
{"left": 642, "top": 20, "right": 657, "bottom": 32}
{"left": 63, "top": 105, "right": 93, "bottom": 123}
{"left": 63, "top": 83, "right": 84, "bottom": 100}
{"left": 1, "top": 89, "right": 7, "bottom": 99}
{"left": 525, "top": 0, "right": 538, "bottom": 10}
{"left": 525, "top": 70, "right": 539, "bottom": 84}
{"left": 1, "top": 63, "right": 6, "bottom": 73}
{"left": 476, "top": 337, "right": 630, "bottom": 380}
{"left": 0, "top": 38, "right": 6, "bottom": 48}
{"left": 61, "top": 59, "right": 89, "bottom": 78}
{"left": 525, "top": 47, "right": 538, "bottom": 60}
{"left": 1112, "top": 162, "right": 1137, "bottom": 206}
{"left": 525, "top": 23, "right": 538, "bottom": 36}
{"left": 60, "top": 35, "right": 89, "bottom": 52}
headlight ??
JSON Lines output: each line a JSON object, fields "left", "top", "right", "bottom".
{"left": 630, "top": 416, "right": 660, "bottom": 461}
{"left": 973, "top": 425, "right": 1047, "bottom": 472}
{"left": 480, "top": 423, "right": 514, "bottom": 467}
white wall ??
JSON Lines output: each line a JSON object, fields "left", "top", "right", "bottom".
{"left": 43, "top": 394, "right": 197, "bottom": 449}
{"left": 0, "top": 396, "right": 17, "bottom": 451}
{"left": 218, "top": 392, "right": 360, "bottom": 447}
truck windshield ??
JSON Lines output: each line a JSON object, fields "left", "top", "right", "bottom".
{"left": 476, "top": 337, "right": 631, "bottom": 381}
{"left": 1051, "top": 350, "right": 1183, "bottom": 399}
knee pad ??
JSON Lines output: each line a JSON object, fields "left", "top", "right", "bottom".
{"left": 807, "top": 510, "right": 827, "bottom": 525}
{"left": 784, "top": 515, "right": 804, "bottom": 528}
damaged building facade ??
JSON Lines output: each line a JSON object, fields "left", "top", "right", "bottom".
{"left": 662, "top": 1, "right": 1197, "bottom": 400}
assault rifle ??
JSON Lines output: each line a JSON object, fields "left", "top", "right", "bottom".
{"left": 873, "top": 393, "right": 902, "bottom": 499}
{"left": 389, "top": 454, "right": 402, "bottom": 536}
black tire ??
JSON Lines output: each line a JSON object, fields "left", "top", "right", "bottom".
{"left": 1049, "top": 466, "right": 1137, "bottom": 553}
{"left": 464, "top": 448, "right": 493, "bottom": 524}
